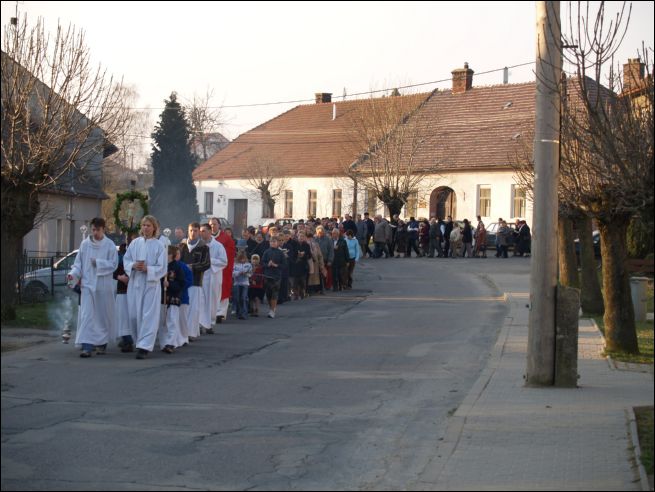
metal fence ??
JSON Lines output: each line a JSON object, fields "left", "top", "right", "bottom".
{"left": 16, "top": 250, "right": 70, "bottom": 304}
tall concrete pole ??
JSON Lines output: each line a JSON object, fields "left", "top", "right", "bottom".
{"left": 526, "top": 1, "right": 561, "bottom": 386}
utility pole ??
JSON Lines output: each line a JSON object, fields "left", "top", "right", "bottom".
{"left": 526, "top": 1, "right": 561, "bottom": 386}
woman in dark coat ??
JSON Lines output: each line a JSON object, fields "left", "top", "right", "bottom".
{"left": 395, "top": 220, "right": 408, "bottom": 258}
{"left": 419, "top": 220, "right": 430, "bottom": 256}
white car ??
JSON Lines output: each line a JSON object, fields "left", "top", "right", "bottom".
{"left": 18, "top": 250, "right": 79, "bottom": 302}
{"left": 18, "top": 245, "right": 120, "bottom": 302}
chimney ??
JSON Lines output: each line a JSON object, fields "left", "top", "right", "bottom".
{"left": 451, "top": 62, "right": 474, "bottom": 94}
{"left": 623, "top": 58, "right": 645, "bottom": 92}
{"left": 315, "top": 92, "right": 332, "bottom": 104}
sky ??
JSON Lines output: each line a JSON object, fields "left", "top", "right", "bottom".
{"left": 2, "top": 1, "right": 653, "bottom": 165}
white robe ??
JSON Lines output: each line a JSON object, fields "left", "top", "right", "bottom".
{"left": 124, "top": 237, "right": 167, "bottom": 352}
{"left": 187, "top": 287, "right": 202, "bottom": 337}
{"left": 70, "top": 236, "right": 118, "bottom": 347}
{"left": 160, "top": 305, "right": 181, "bottom": 348}
{"left": 177, "top": 304, "right": 190, "bottom": 347}
{"left": 201, "top": 239, "right": 227, "bottom": 328}
{"left": 115, "top": 293, "right": 133, "bottom": 340}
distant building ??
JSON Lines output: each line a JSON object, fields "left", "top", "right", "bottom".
{"left": 190, "top": 132, "right": 231, "bottom": 163}
{"left": 1, "top": 50, "right": 118, "bottom": 255}
{"left": 193, "top": 62, "right": 618, "bottom": 229}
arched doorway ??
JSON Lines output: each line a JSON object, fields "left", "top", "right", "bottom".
{"left": 429, "top": 187, "right": 456, "bottom": 219}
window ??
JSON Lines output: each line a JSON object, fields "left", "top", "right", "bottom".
{"left": 512, "top": 185, "right": 526, "bottom": 218}
{"left": 478, "top": 187, "right": 491, "bottom": 217}
{"left": 204, "top": 192, "right": 214, "bottom": 215}
{"left": 307, "top": 190, "right": 317, "bottom": 218}
{"left": 284, "top": 190, "right": 293, "bottom": 218}
{"left": 366, "top": 189, "right": 377, "bottom": 215}
{"left": 405, "top": 191, "right": 418, "bottom": 218}
{"left": 332, "top": 189, "right": 342, "bottom": 217}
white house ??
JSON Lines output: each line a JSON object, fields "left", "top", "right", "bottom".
{"left": 194, "top": 64, "right": 535, "bottom": 230}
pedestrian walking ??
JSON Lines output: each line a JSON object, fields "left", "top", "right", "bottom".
{"left": 262, "top": 236, "right": 287, "bottom": 318}
{"left": 123, "top": 215, "right": 167, "bottom": 359}
{"left": 68, "top": 217, "right": 118, "bottom": 358}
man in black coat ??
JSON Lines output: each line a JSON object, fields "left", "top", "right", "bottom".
{"left": 342, "top": 214, "right": 358, "bottom": 237}
{"left": 364, "top": 212, "right": 375, "bottom": 258}
{"left": 443, "top": 216, "right": 454, "bottom": 258}
{"left": 330, "top": 229, "right": 350, "bottom": 291}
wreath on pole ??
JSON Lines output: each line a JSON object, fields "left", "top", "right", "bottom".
{"left": 113, "top": 190, "right": 149, "bottom": 236}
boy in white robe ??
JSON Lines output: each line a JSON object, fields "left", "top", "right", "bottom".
{"left": 68, "top": 217, "right": 118, "bottom": 358}
{"left": 178, "top": 222, "right": 210, "bottom": 341}
{"left": 174, "top": 248, "right": 193, "bottom": 347}
{"left": 160, "top": 245, "right": 186, "bottom": 353}
{"left": 114, "top": 241, "right": 133, "bottom": 352}
{"left": 199, "top": 223, "right": 227, "bottom": 334}
{"left": 124, "top": 215, "right": 167, "bottom": 359}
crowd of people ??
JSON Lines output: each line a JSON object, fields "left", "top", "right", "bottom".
{"left": 67, "top": 213, "right": 530, "bottom": 360}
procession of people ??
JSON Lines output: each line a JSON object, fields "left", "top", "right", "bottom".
{"left": 68, "top": 212, "right": 531, "bottom": 359}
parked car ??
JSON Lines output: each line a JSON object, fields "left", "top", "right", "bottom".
{"left": 17, "top": 249, "right": 79, "bottom": 302}
{"left": 484, "top": 222, "right": 517, "bottom": 250}
{"left": 17, "top": 245, "right": 121, "bottom": 302}
{"left": 574, "top": 230, "right": 601, "bottom": 258}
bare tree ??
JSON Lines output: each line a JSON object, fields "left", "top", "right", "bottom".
{"left": 1, "top": 18, "right": 130, "bottom": 317}
{"left": 243, "top": 153, "right": 289, "bottom": 219}
{"left": 557, "top": 2, "right": 653, "bottom": 353}
{"left": 511, "top": 126, "right": 604, "bottom": 314}
{"left": 101, "top": 84, "right": 151, "bottom": 232}
{"left": 186, "top": 88, "right": 226, "bottom": 164}
{"left": 346, "top": 91, "right": 438, "bottom": 219}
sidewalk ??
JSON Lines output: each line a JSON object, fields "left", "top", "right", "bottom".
{"left": 413, "top": 273, "right": 654, "bottom": 491}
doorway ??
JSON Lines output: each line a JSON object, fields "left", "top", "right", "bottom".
{"left": 429, "top": 187, "right": 457, "bottom": 219}
{"left": 228, "top": 199, "right": 248, "bottom": 235}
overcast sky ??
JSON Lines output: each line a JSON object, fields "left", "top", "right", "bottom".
{"left": 2, "top": 1, "right": 653, "bottom": 160}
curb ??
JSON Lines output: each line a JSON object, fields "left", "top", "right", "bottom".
{"left": 626, "top": 407, "right": 652, "bottom": 492}
{"left": 413, "top": 293, "right": 513, "bottom": 487}
{"left": 588, "top": 317, "right": 617, "bottom": 371}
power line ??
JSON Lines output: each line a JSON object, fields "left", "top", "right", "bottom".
{"left": 124, "top": 61, "right": 535, "bottom": 112}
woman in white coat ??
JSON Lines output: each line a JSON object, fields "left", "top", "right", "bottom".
{"left": 123, "top": 215, "right": 167, "bottom": 359}
{"left": 68, "top": 217, "right": 118, "bottom": 358}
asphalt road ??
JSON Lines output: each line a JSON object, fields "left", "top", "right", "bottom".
{"left": 2, "top": 256, "right": 517, "bottom": 491}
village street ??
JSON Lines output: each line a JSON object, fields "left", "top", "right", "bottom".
{"left": 1, "top": 256, "right": 516, "bottom": 490}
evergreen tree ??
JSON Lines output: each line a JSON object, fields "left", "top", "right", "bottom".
{"left": 149, "top": 92, "right": 199, "bottom": 231}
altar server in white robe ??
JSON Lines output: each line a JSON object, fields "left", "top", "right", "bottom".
{"left": 124, "top": 215, "right": 167, "bottom": 359}
{"left": 199, "top": 223, "right": 227, "bottom": 334}
{"left": 178, "top": 222, "right": 210, "bottom": 340}
{"left": 68, "top": 217, "right": 118, "bottom": 358}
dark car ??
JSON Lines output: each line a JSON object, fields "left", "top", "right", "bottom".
{"left": 574, "top": 230, "right": 601, "bottom": 258}
{"left": 484, "top": 222, "right": 517, "bottom": 249}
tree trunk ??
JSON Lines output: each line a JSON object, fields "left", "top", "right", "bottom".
{"left": 558, "top": 214, "right": 579, "bottom": 288}
{"left": 0, "top": 184, "right": 40, "bottom": 320}
{"left": 384, "top": 199, "right": 404, "bottom": 220}
{"left": 598, "top": 219, "right": 639, "bottom": 354}
{"left": 578, "top": 215, "right": 604, "bottom": 315}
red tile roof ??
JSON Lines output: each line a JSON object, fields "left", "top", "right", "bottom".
{"left": 194, "top": 83, "right": 538, "bottom": 181}
{"left": 193, "top": 93, "right": 431, "bottom": 180}
{"left": 410, "top": 82, "right": 535, "bottom": 171}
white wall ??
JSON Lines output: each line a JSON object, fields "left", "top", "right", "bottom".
{"left": 195, "top": 171, "right": 534, "bottom": 227}
{"left": 22, "top": 193, "right": 102, "bottom": 254}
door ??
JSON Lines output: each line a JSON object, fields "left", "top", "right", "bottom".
{"left": 429, "top": 187, "right": 457, "bottom": 219}
{"left": 228, "top": 199, "right": 248, "bottom": 235}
